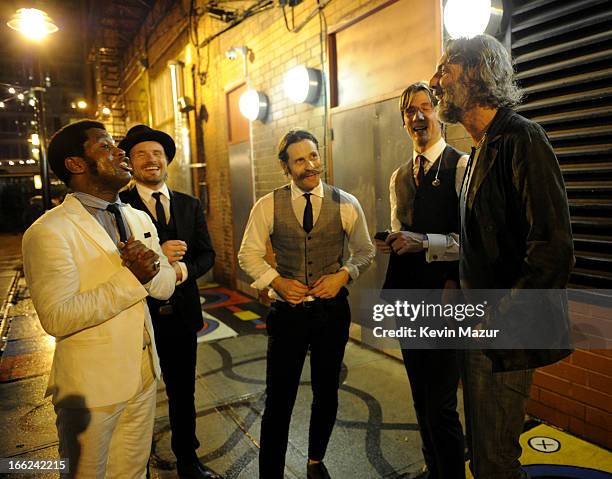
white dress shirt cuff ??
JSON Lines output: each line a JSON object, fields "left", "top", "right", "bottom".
{"left": 176, "top": 261, "right": 188, "bottom": 285}
{"left": 341, "top": 264, "right": 358, "bottom": 282}
{"left": 251, "top": 268, "right": 280, "bottom": 290}
{"left": 425, "top": 234, "right": 448, "bottom": 263}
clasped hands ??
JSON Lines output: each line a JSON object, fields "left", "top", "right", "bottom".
{"left": 375, "top": 231, "right": 426, "bottom": 255}
{"left": 271, "top": 269, "right": 350, "bottom": 304}
{"left": 162, "top": 240, "right": 187, "bottom": 282}
{"left": 162, "top": 240, "right": 187, "bottom": 263}
{"left": 118, "top": 236, "right": 160, "bottom": 284}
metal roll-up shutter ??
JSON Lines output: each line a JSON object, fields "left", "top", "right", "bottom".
{"left": 511, "top": 0, "right": 612, "bottom": 289}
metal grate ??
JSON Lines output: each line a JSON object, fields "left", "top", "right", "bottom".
{"left": 511, "top": 0, "right": 612, "bottom": 289}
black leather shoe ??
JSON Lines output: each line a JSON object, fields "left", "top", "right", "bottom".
{"left": 176, "top": 458, "right": 223, "bottom": 479}
{"left": 307, "top": 461, "right": 332, "bottom": 479}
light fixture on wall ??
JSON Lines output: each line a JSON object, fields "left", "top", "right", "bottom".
{"left": 443, "top": 0, "right": 503, "bottom": 39}
{"left": 178, "top": 96, "right": 195, "bottom": 113}
{"left": 225, "top": 46, "right": 249, "bottom": 61}
{"left": 283, "top": 65, "right": 322, "bottom": 104}
{"left": 239, "top": 89, "right": 269, "bottom": 122}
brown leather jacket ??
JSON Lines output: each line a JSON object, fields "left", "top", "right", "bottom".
{"left": 461, "top": 107, "right": 575, "bottom": 371}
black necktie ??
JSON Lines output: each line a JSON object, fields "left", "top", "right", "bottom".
{"left": 303, "top": 193, "right": 313, "bottom": 233}
{"left": 106, "top": 203, "right": 128, "bottom": 243}
{"left": 152, "top": 192, "right": 166, "bottom": 225}
{"left": 416, "top": 155, "right": 426, "bottom": 187}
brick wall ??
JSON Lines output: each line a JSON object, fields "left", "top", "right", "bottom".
{"left": 528, "top": 301, "right": 612, "bottom": 450}
{"left": 194, "top": 0, "right": 394, "bottom": 285}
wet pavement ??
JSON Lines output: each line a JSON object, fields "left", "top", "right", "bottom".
{"left": 0, "top": 233, "right": 432, "bottom": 479}
{"left": 3, "top": 233, "right": 610, "bottom": 478}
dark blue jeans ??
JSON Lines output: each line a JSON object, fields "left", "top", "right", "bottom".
{"left": 259, "top": 295, "right": 350, "bottom": 479}
{"left": 462, "top": 349, "right": 533, "bottom": 479}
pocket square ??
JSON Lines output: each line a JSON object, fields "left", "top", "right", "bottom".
{"left": 144, "top": 232, "right": 151, "bottom": 238}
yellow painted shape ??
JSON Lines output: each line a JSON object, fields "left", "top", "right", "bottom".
{"left": 519, "top": 424, "right": 612, "bottom": 469}
{"left": 465, "top": 423, "right": 612, "bottom": 478}
{"left": 234, "top": 311, "right": 260, "bottom": 321}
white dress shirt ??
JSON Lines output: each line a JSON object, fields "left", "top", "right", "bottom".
{"left": 238, "top": 180, "right": 375, "bottom": 299}
{"left": 134, "top": 183, "right": 188, "bottom": 285}
{"left": 389, "top": 137, "right": 468, "bottom": 262}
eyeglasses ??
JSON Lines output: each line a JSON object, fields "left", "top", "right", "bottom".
{"left": 404, "top": 104, "right": 434, "bottom": 117}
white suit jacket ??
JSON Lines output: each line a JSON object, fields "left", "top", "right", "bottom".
{"left": 22, "top": 194, "right": 175, "bottom": 408}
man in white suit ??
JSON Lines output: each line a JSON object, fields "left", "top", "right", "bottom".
{"left": 22, "top": 120, "right": 176, "bottom": 478}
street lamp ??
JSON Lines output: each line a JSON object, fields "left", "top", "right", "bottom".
{"left": 7, "top": 8, "right": 59, "bottom": 42}
{"left": 7, "top": 7, "right": 59, "bottom": 211}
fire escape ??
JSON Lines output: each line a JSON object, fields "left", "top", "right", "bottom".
{"left": 85, "top": 0, "right": 152, "bottom": 139}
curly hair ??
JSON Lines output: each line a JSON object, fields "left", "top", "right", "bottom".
{"left": 445, "top": 34, "right": 523, "bottom": 109}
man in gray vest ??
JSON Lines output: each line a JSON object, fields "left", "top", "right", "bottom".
{"left": 376, "top": 82, "right": 468, "bottom": 479}
{"left": 238, "top": 129, "right": 375, "bottom": 479}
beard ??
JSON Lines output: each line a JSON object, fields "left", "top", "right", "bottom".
{"left": 436, "top": 81, "right": 471, "bottom": 124}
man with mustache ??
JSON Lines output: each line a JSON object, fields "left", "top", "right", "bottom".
{"left": 22, "top": 120, "right": 176, "bottom": 477}
{"left": 376, "top": 81, "right": 467, "bottom": 478}
{"left": 238, "top": 129, "right": 375, "bottom": 479}
{"left": 119, "top": 125, "right": 219, "bottom": 479}
{"left": 429, "top": 35, "right": 573, "bottom": 478}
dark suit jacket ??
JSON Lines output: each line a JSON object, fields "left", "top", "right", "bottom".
{"left": 121, "top": 186, "right": 215, "bottom": 332}
{"left": 461, "top": 108, "right": 575, "bottom": 371}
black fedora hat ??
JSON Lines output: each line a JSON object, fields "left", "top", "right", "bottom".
{"left": 118, "top": 125, "right": 176, "bottom": 164}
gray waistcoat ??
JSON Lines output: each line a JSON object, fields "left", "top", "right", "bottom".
{"left": 271, "top": 183, "right": 344, "bottom": 287}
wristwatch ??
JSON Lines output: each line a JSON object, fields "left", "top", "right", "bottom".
{"left": 422, "top": 235, "right": 429, "bottom": 249}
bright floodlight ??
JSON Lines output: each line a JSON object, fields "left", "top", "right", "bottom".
{"left": 77, "top": 100, "right": 87, "bottom": 110}
{"left": 8, "top": 87, "right": 16, "bottom": 94}
{"left": 31, "top": 134, "right": 40, "bottom": 146}
{"left": 239, "top": 89, "right": 268, "bottom": 122}
{"left": 7, "top": 8, "right": 59, "bottom": 42}
{"left": 101, "top": 106, "right": 111, "bottom": 115}
{"left": 444, "top": 0, "right": 491, "bottom": 39}
{"left": 0, "top": 102, "right": 5, "bottom": 108}
{"left": 284, "top": 65, "right": 322, "bottom": 104}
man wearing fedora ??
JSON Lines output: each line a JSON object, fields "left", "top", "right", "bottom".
{"left": 119, "top": 125, "right": 218, "bottom": 479}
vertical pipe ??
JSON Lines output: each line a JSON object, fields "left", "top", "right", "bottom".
{"left": 243, "top": 48, "right": 257, "bottom": 205}
{"left": 35, "top": 56, "right": 51, "bottom": 210}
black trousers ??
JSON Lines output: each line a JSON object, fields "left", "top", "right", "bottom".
{"left": 152, "top": 312, "right": 200, "bottom": 463}
{"left": 402, "top": 348, "right": 465, "bottom": 479}
{"left": 259, "top": 295, "right": 351, "bottom": 479}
